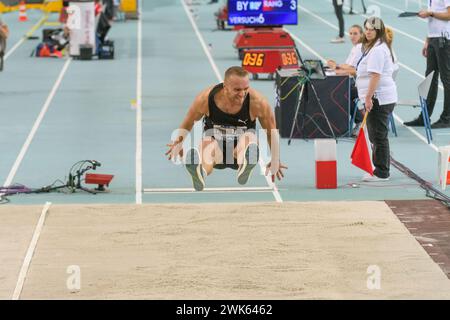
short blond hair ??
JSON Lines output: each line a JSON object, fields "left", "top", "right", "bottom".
{"left": 224, "top": 66, "right": 249, "bottom": 80}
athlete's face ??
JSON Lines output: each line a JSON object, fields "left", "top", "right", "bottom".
{"left": 224, "top": 75, "right": 250, "bottom": 105}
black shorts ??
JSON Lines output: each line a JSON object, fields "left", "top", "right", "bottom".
{"left": 213, "top": 137, "right": 239, "bottom": 170}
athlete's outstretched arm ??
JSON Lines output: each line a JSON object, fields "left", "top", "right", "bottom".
{"left": 252, "top": 92, "right": 288, "bottom": 182}
{"left": 165, "top": 88, "right": 209, "bottom": 161}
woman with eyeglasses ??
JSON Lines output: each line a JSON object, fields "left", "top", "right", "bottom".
{"left": 355, "top": 17, "right": 398, "bottom": 182}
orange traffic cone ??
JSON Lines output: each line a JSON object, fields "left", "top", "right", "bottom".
{"left": 19, "top": 1, "right": 28, "bottom": 22}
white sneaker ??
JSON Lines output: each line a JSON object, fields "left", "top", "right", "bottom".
{"left": 362, "top": 173, "right": 390, "bottom": 182}
{"left": 330, "top": 37, "right": 345, "bottom": 43}
{"left": 185, "top": 148, "right": 206, "bottom": 191}
{"left": 237, "top": 143, "right": 259, "bottom": 185}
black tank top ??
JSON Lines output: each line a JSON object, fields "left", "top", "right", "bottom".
{"left": 203, "top": 83, "right": 256, "bottom": 133}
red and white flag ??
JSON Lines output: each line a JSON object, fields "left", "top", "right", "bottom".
{"left": 351, "top": 115, "right": 374, "bottom": 175}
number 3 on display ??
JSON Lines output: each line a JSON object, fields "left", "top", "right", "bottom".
{"left": 290, "top": 0, "right": 297, "bottom": 10}
{"left": 243, "top": 53, "right": 265, "bottom": 67}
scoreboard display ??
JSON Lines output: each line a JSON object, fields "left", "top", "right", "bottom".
{"left": 241, "top": 48, "right": 299, "bottom": 77}
{"left": 228, "top": 0, "right": 298, "bottom": 26}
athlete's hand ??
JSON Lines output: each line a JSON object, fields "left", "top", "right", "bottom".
{"left": 165, "top": 139, "right": 184, "bottom": 162}
{"left": 265, "top": 161, "right": 288, "bottom": 182}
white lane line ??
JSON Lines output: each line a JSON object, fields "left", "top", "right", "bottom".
{"left": 321, "top": 0, "right": 426, "bottom": 45}
{"left": 144, "top": 186, "right": 274, "bottom": 193}
{"left": 391, "top": 114, "right": 439, "bottom": 152}
{"left": 136, "top": 0, "right": 143, "bottom": 204}
{"left": 4, "top": 14, "right": 48, "bottom": 60}
{"left": 180, "top": 0, "right": 283, "bottom": 203}
{"left": 1, "top": 58, "right": 72, "bottom": 191}
{"left": 290, "top": 4, "right": 441, "bottom": 152}
{"left": 284, "top": 28, "right": 327, "bottom": 62}
{"left": 181, "top": 1, "right": 222, "bottom": 80}
{"left": 12, "top": 202, "right": 52, "bottom": 300}
{"left": 4, "top": 39, "right": 26, "bottom": 61}
{"left": 367, "top": 0, "right": 426, "bottom": 23}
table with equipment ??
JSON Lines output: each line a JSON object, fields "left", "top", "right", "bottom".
{"left": 275, "top": 68, "right": 352, "bottom": 140}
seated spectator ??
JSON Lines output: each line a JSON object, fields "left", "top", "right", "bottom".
{"left": 327, "top": 24, "right": 363, "bottom": 76}
{"left": 327, "top": 24, "right": 364, "bottom": 136}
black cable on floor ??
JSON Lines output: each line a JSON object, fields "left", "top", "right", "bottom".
{"left": 390, "top": 155, "right": 450, "bottom": 208}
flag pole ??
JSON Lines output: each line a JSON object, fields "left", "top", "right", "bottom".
{"left": 361, "top": 110, "right": 369, "bottom": 128}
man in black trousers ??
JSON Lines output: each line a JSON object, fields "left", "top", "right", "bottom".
{"left": 404, "top": 1, "right": 450, "bottom": 129}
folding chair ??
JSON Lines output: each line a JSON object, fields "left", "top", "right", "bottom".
{"left": 349, "top": 98, "right": 360, "bottom": 136}
{"left": 395, "top": 70, "right": 435, "bottom": 144}
{"left": 388, "top": 113, "right": 397, "bottom": 136}
{"left": 350, "top": 99, "right": 397, "bottom": 137}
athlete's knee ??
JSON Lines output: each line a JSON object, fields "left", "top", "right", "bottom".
{"left": 201, "top": 138, "right": 220, "bottom": 167}
{"left": 239, "top": 131, "right": 258, "bottom": 146}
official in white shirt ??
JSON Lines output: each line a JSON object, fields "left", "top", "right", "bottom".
{"left": 404, "top": 0, "right": 450, "bottom": 128}
{"left": 327, "top": 25, "right": 364, "bottom": 74}
{"left": 356, "top": 17, "right": 398, "bottom": 181}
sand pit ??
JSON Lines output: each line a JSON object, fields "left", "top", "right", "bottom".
{"left": 1, "top": 201, "right": 449, "bottom": 299}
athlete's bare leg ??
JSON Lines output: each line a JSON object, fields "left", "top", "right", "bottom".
{"left": 235, "top": 132, "right": 259, "bottom": 185}
{"left": 200, "top": 137, "right": 223, "bottom": 175}
{"left": 235, "top": 132, "right": 258, "bottom": 165}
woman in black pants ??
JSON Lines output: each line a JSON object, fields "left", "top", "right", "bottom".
{"left": 331, "top": 0, "right": 345, "bottom": 43}
{"left": 356, "top": 17, "right": 398, "bottom": 181}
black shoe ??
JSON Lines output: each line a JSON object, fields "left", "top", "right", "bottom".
{"left": 431, "top": 120, "right": 450, "bottom": 129}
{"left": 403, "top": 117, "right": 426, "bottom": 127}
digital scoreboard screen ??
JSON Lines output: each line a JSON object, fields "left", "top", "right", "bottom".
{"left": 228, "top": 0, "right": 298, "bottom": 26}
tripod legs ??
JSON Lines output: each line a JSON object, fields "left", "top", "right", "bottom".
{"left": 288, "top": 83, "right": 306, "bottom": 145}
{"left": 287, "top": 78, "right": 337, "bottom": 143}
